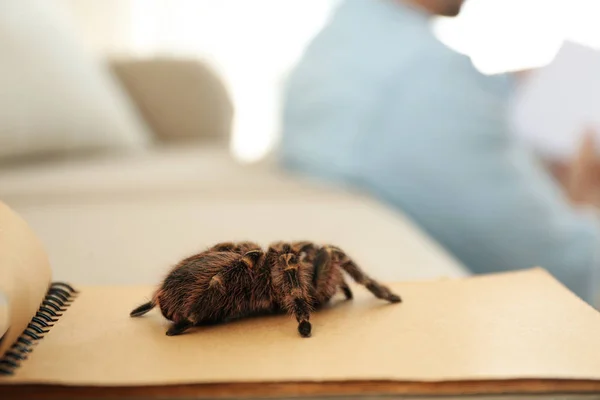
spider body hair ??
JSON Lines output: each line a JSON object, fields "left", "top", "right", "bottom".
{"left": 130, "top": 241, "right": 401, "bottom": 337}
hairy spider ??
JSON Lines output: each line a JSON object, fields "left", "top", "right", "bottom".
{"left": 130, "top": 241, "right": 401, "bottom": 337}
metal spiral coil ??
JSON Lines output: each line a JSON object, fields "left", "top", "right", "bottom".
{"left": 0, "top": 282, "right": 78, "bottom": 375}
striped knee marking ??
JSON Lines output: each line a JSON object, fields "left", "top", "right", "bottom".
{"left": 209, "top": 275, "right": 224, "bottom": 288}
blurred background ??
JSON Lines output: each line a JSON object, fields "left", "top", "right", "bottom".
{"left": 34, "top": 0, "right": 600, "bottom": 162}
{"left": 2, "top": 0, "right": 600, "bottom": 306}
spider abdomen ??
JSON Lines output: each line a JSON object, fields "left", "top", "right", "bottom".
{"left": 156, "top": 252, "right": 275, "bottom": 326}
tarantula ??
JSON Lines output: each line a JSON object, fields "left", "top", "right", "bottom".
{"left": 130, "top": 241, "right": 401, "bottom": 337}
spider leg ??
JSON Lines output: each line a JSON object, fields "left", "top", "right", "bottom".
{"left": 339, "top": 278, "right": 353, "bottom": 300}
{"left": 191, "top": 249, "right": 265, "bottom": 321}
{"left": 205, "top": 249, "right": 264, "bottom": 294}
{"left": 130, "top": 300, "right": 155, "bottom": 317}
{"left": 166, "top": 319, "right": 194, "bottom": 336}
{"left": 311, "top": 247, "right": 331, "bottom": 288}
{"left": 210, "top": 242, "right": 237, "bottom": 252}
{"left": 239, "top": 249, "right": 265, "bottom": 269}
{"left": 326, "top": 246, "right": 401, "bottom": 303}
{"left": 312, "top": 247, "right": 352, "bottom": 300}
{"left": 234, "top": 241, "right": 263, "bottom": 254}
{"left": 271, "top": 249, "right": 314, "bottom": 338}
{"left": 292, "top": 241, "right": 316, "bottom": 253}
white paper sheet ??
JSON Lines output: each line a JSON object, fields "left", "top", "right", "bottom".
{"left": 509, "top": 41, "right": 600, "bottom": 160}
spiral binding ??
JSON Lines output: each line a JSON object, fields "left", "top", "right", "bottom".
{"left": 0, "top": 282, "right": 78, "bottom": 375}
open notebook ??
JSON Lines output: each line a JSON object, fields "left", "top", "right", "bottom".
{"left": 2, "top": 201, "right": 600, "bottom": 399}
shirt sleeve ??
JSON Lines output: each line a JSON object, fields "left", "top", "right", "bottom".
{"left": 359, "top": 53, "right": 600, "bottom": 307}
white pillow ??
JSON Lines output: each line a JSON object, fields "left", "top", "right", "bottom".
{"left": 0, "top": 0, "right": 151, "bottom": 161}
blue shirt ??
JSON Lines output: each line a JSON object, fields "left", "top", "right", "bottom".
{"left": 279, "top": 0, "right": 600, "bottom": 306}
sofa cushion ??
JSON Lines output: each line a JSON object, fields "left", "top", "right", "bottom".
{"left": 110, "top": 58, "right": 233, "bottom": 143}
{"left": 0, "top": 0, "right": 151, "bottom": 163}
{"left": 0, "top": 144, "right": 314, "bottom": 202}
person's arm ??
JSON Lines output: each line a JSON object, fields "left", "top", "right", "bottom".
{"left": 362, "top": 54, "right": 600, "bottom": 307}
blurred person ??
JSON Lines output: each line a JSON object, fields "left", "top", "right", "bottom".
{"left": 277, "top": 0, "right": 600, "bottom": 306}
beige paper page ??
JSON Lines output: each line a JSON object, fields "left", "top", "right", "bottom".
{"left": 3, "top": 268, "right": 600, "bottom": 386}
{"left": 0, "top": 202, "right": 52, "bottom": 358}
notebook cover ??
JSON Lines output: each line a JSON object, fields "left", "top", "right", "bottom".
{"left": 2, "top": 268, "right": 600, "bottom": 393}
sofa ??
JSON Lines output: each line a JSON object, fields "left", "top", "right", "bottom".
{"left": 0, "top": 141, "right": 468, "bottom": 286}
